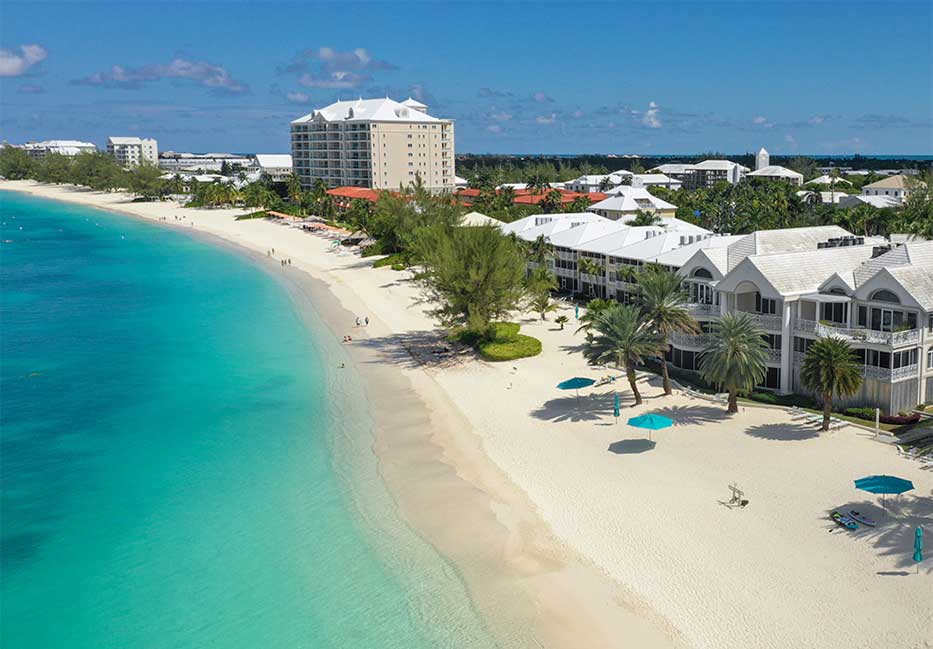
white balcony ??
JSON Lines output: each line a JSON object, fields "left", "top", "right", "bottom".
{"left": 765, "top": 349, "right": 782, "bottom": 363}
{"left": 861, "top": 363, "right": 919, "bottom": 382}
{"left": 794, "top": 319, "right": 919, "bottom": 346}
{"left": 740, "top": 312, "right": 783, "bottom": 331}
{"left": 686, "top": 303, "right": 719, "bottom": 317}
{"left": 670, "top": 331, "right": 713, "bottom": 348}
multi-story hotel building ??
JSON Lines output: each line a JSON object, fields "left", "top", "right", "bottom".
{"left": 290, "top": 97, "right": 454, "bottom": 192}
{"left": 16, "top": 140, "right": 97, "bottom": 159}
{"left": 504, "top": 216, "right": 932, "bottom": 414}
{"left": 106, "top": 137, "right": 158, "bottom": 167}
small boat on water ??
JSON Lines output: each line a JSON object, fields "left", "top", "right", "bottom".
{"left": 848, "top": 510, "right": 876, "bottom": 527}
{"left": 831, "top": 511, "right": 858, "bottom": 530}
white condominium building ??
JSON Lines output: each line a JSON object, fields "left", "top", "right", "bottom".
{"left": 675, "top": 227, "right": 933, "bottom": 414}
{"left": 651, "top": 160, "right": 749, "bottom": 189}
{"left": 861, "top": 175, "right": 925, "bottom": 205}
{"left": 158, "top": 152, "right": 251, "bottom": 173}
{"left": 587, "top": 186, "right": 678, "bottom": 220}
{"left": 106, "top": 137, "right": 158, "bottom": 167}
{"left": 290, "top": 97, "right": 455, "bottom": 191}
{"left": 17, "top": 140, "right": 97, "bottom": 159}
{"left": 252, "top": 154, "right": 293, "bottom": 183}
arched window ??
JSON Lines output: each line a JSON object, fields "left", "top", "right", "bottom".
{"left": 870, "top": 289, "right": 901, "bottom": 303}
{"left": 691, "top": 267, "right": 713, "bottom": 279}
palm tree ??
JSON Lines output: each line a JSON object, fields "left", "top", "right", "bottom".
{"left": 525, "top": 173, "right": 550, "bottom": 196}
{"left": 699, "top": 313, "right": 768, "bottom": 413}
{"left": 575, "top": 297, "right": 614, "bottom": 334}
{"left": 800, "top": 337, "right": 863, "bottom": 431}
{"left": 626, "top": 210, "right": 663, "bottom": 227}
{"left": 637, "top": 266, "right": 700, "bottom": 395}
{"left": 583, "top": 303, "right": 664, "bottom": 406}
{"left": 526, "top": 266, "right": 558, "bottom": 320}
{"left": 286, "top": 173, "right": 304, "bottom": 213}
{"left": 527, "top": 234, "right": 554, "bottom": 264}
{"left": 597, "top": 176, "right": 615, "bottom": 192}
{"left": 540, "top": 188, "right": 563, "bottom": 213}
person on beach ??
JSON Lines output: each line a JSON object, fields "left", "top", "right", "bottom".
{"left": 364, "top": 316, "right": 369, "bottom": 326}
{"left": 356, "top": 317, "right": 361, "bottom": 326}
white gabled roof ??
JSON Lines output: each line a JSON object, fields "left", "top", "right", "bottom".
{"left": 806, "top": 174, "right": 852, "bottom": 186}
{"left": 884, "top": 266, "right": 933, "bottom": 310}
{"left": 725, "top": 225, "right": 854, "bottom": 271}
{"left": 292, "top": 97, "right": 446, "bottom": 124}
{"left": 655, "top": 234, "right": 744, "bottom": 269}
{"left": 631, "top": 173, "right": 679, "bottom": 186}
{"left": 255, "top": 154, "right": 293, "bottom": 168}
{"left": 547, "top": 220, "right": 623, "bottom": 248}
{"left": 460, "top": 211, "right": 504, "bottom": 227}
{"left": 693, "top": 159, "right": 749, "bottom": 172}
{"left": 863, "top": 174, "right": 924, "bottom": 190}
{"left": 589, "top": 186, "right": 677, "bottom": 211}
{"left": 840, "top": 195, "right": 901, "bottom": 209}
{"left": 107, "top": 136, "right": 144, "bottom": 145}
{"left": 401, "top": 97, "right": 427, "bottom": 109}
{"left": 501, "top": 212, "right": 607, "bottom": 240}
{"left": 747, "top": 165, "right": 804, "bottom": 180}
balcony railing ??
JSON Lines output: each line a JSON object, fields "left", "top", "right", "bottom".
{"left": 686, "top": 303, "right": 719, "bottom": 317}
{"left": 861, "top": 363, "right": 918, "bottom": 382}
{"left": 765, "top": 349, "right": 782, "bottom": 363}
{"left": 670, "top": 331, "right": 712, "bottom": 348}
{"left": 740, "top": 312, "right": 782, "bottom": 331}
{"left": 794, "top": 319, "right": 919, "bottom": 346}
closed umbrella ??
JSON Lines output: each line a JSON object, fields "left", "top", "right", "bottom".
{"left": 613, "top": 392, "right": 621, "bottom": 423}
{"left": 854, "top": 475, "right": 914, "bottom": 511}
{"left": 627, "top": 413, "right": 673, "bottom": 441}
{"left": 914, "top": 527, "right": 924, "bottom": 565}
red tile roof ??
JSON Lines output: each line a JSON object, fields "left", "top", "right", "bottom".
{"left": 326, "top": 186, "right": 381, "bottom": 202}
{"left": 512, "top": 190, "right": 606, "bottom": 205}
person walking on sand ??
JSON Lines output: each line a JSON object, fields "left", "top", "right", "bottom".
{"left": 364, "top": 316, "right": 369, "bottom": 326}
{"left": 356, "top": 317, "right": 361, "bottom": 327}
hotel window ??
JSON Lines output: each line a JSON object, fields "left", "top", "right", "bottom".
{"left": 762, "top": 334, "right": 782, "bottom": 350}
{"left": 858, "top": 305, "right": 868, "bottom": 327}
{"left": 755, "top": 293, "right": 777, "bottom": 315}
{"left": 928, "top": 315, "right": 933, "bottom": 332}
{"left": 892, "top": 348, "right": 918, "bottom": 369}
{"left": 928, "top": 348, "right": 933, "bottom": 367}
{"left": 821, "top": 302, "right": 847, "bottom": 324}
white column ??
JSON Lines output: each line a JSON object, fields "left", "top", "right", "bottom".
{"left": 779, "top": 300, "right": 793, "bottom": 394}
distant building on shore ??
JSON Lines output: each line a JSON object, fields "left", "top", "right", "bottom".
{"left": 290, "top": 97, "right": 455, "bottom": 192}
{"left": 862, "top": 174, "right": 924, "bottom": 205}
{"left": 746, "top": 165, "right": 804, "bottom": 186}
{"left": 650, "top": 160, "right": 749, "bottom": 189}
{"left": 16, "top": 140, "right": 97, "bottom": 159}
{"left": 107, "top": 137, "right": 158, "bottom": 167}
{"left": 251, "top": 154, "right": 293, "bottom": 183}
{"left": 158, "top": 152, "right": 251, "bottom": 174}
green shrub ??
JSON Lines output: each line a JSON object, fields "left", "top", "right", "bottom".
{"left": 844, "top": 407, "right": 876, "bottom": 421}
{"left": 478, "top": 334, "right": 542, "bottom": 361}
{"left": 390, "top": 263, "right": 406, "bottom": 271}
{"left": 235, "top": 210, "right": 268, "bottom": 221}
{"left": 746, "top": 391, "right": 818, "bottom": 408}
{"left": 361, "top": 241, "right": 387, "bottom": 257}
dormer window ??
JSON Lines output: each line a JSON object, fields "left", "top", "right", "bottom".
{"left": 870, "top": 289, "right": 900, "bottom": 304}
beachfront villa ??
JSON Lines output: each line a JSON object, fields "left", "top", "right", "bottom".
{"left": 106, "top": 136, "right": 158, "bottom": 168}
{"left": 251, "top": 154, "right": 293, "bottom": 183}
{"left": 675, "top": 230, "right": 933, "bottom": 413}
{"left": 505, "top": 215, "right": 932, "bottom": 414}
{"left": 290, "top": 97, "right": 455, "bottom": 192}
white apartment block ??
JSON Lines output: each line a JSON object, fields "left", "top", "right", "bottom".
{"left": 17, "top": 140, "right": 97, "bottom": 159}
{"left": 651, "top": 160, "right": 749, "bottom": 189}
{"left": 107, "top": 137, "right": 158, "bottom": 167}
{"left": 290, "top": 97, "right": 454, "bottom": 192}
{"left": 746, "top": 165, "right": 804, "bottom": 186}
{"left": 158, "top": 152, "right": 251, "bottom": 174}
{"left": 587, "top": 186, "right": 678, "bottom": 220}
{"left": 676, "top": 228, "right": 933, "bottom": 414}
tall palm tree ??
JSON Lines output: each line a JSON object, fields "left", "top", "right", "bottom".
{"left": 637, "top": 266, "right": 700, "bottom": 395}
{"left": 527, "top": 234, "right": 554, "bottom": 264}
{"left": 540, "top": 188, "right": 563, "bottom": 213}
{"left": 800, "top": 337, "right": 863, "bottom": 431}
{"left": 598, "top": 176, "right": 615, "bottom": 192}
{"left": 583, "top": 303, "right": 664, "bottom": 406}
{"left": 699, "top": 313, "right": 768, "bottom": 413}
{"left": 575, "top": 297, "right": 614, "bottom": 334}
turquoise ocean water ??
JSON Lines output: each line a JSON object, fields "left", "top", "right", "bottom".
{"left": 0, "top": 192, "right": 498, "bottom": 648}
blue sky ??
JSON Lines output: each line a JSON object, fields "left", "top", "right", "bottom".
{"left": 2, "top": 1, "right": 931, "bottom": 155}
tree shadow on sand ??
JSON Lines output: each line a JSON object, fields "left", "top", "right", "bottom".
{"left": 352, "top": 330, "right": 473, "bottom": 370}
{"left": 649, "top": 404, "right": 726, "bottom": 427}
{"left": 608, "top": 439, "right": 656, "bottom": 454}
{"left": 745, "top": 422, "right": 820, "bottom": 441}
{"left": 823, "top": 496, "right": 932, "bottom": 573}
{"left": 531, "top": 395, "right": 609, "bottom": 423}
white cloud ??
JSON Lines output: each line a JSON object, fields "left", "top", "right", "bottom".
{"left": 74, "top": 57, "right": 248, "bottom": 94}
{"left": 753, "top": 115, "right": 774, "bottom": 128}
{"left": 536, "top": 113, "right": 556, "bottom": 125}
{"left": 286, "top": 91, "right": 310, "bottom": 104}
{"left": 489, "top": 110, "right": 512, "bottom": 122}
{"left": 298, "top": 70, "right": 368, "bottom": 89}
{"left": 0, "top": 44, "right": 47, "bottom": 77}
{"left": 533, "top": 91, "right": 554, "bottom": 103}
{"left": 485, "top": 124, "right": 503, "bottom": 134}
{"left": 808, "top": 115, "right": 825, "bottom": 125}
{"left": 642, "top": 101, "right": 661, "bottom": 128}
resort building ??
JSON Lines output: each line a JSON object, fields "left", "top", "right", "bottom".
{"left": 16, "top": 140, "right": 97, "bottom": 159}
{"left": 746, "top": 165, "right": 804, "bottom": 186}
{"left": 650, "top": 160, "right": 749, "bottom": 189}
{"left": 630, "top": 173, "right": 682, "bottom": 190}
{"left": 565, "top": 171, "right": 633, "bottom": 193}
{"left": 251, "top": 154, "right": 293, "bottom": 183}
{"left": 805, "top": 174, "right": 852, "bottom": 188}
{"left": 158, "top": 152, "right": 251, "bottom": 173}
{"left": 106, "top": 136, "right": 158, "bottom": 167}
{"left": 838, "top": 195, "right": 901, "bottom": 210}
{"left": 674, "top": 227, "right": 933, "bottom": 413}
{"left": 290, "top": 97, "right": 455, "bottom": 192}
{"left": 587, "top": 186, "right": 678, "bottom": 220}
{"left": 861, "top": 175, "right": 923, "bottom": 205}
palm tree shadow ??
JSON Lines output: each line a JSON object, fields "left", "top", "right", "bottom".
{"left": 746, "top": 422, "right": 819, "bottom": 441}
{"left": 827, "top": 497, "right": 932, "bottom": 572}
{"left": 650, "top": 405, "right": 725, "bottom": 426}
{"left": 531, "top": 395, "right": 609, "bottom": 423}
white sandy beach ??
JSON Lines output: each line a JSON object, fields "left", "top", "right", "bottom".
{"left": 3, "top": 180, "right": 931, "bottom": 649}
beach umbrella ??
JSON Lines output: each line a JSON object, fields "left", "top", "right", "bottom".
{"left": 575, "top": 305, "right": 580, "bottom": 319}
{"left": 914, "top": 527, "right": 923, "bottom": 565}
{"left": 613, "top": 392, "right": 621, "bottom": 422}
{"left": 854, "top": 475, "right": 914, "bottom": 511}
{"left": 627, "top": 413, "right": 673, "bottom": 440}
{"left": 557, "top": 376, "right": 596, "bottom": 403}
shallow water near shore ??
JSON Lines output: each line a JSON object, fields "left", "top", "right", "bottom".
{"left": 0, "top": 192, "right": 498, "bottom": 648}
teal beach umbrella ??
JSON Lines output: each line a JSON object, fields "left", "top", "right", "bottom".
{"left": 613, "top": 392, "right": 621, "bottom": 421}
{"left": 914, "top": 527, "right": 924, "bottom": 563}
{"left": 627, "top": 413, "right": 673, "bottom": 440}
{"left": 557, "top": 376, "right": 596, "bottom": 403}
{"left": 854, "top": 475, "right": 914, "bottom": 511}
